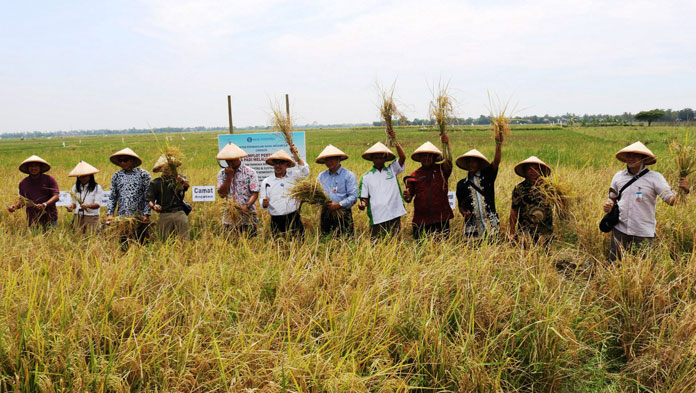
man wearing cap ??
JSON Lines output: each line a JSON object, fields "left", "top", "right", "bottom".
{"left": 7, "top": 155, "right": 60, "bottom": 228}
{"left": 509, "top": 156, "right": 553, "bottom": 244}
{"left": 216, "top": 143, "right": 260, "bottom": 235}
{"left": 358, "top": 129, "right": 407, "bottom": 237}
{"left": 105, "top": 148, "right": 152, "bottom": 245}
{"left": 260, "top": 146, "right": 309, "bottom": 236}
{"left": 455, "top": 135, "right": 503, "bottom": 238}
{"left": 66, "top": 161, "right": 104, "bottom": 233}
{"left": 146, "top": 154, "right": 191, "bottom": 240}
{"left": 317, "top": 144, "right": 358, "bottom": 236}
{"left": 602, "top": 141, "right": 690, "bottom": 261}
{"left": 403, "top": 135, "right": 454, "bottom": 238}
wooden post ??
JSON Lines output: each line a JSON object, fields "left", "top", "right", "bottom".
{"left": 227, "top": 95, "right": 233, "bottom": 134}
{"left": 285, "top": 94, "right": 290, "bottom": 119}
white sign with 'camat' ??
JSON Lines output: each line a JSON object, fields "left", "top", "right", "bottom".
{"left": 192, "top": 186, "right": 216, "bottom": 202}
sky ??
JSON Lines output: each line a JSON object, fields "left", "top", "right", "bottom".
{"left": 1, "top": 0, "right": 695, "bottom": 133}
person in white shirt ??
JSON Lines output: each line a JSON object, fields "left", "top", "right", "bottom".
{"left": 357, "top": 128, "right": 407, "bottom": 237}
{"left": 603, "top": 141, "right": 690, "bottom": 261}
{"left": 66, "top": 161, "right": 104, "bottom": 234}
{"left": 260, "top": 146, "right": 310, "bottom": 235}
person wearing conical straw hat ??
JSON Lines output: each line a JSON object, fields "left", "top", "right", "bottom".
{"left": 455, "top": 133, "right": 503, "bottom": 238}
{"left": 66, "top": 161, "right": 104, "bottom": 234}
{"left": 403, "top": 134, "right": 454, "bottom": 239}
{"left": 316, "top": 144, "right": 358, "bottom": 236}
{"left": 260, "top": 146, "right": 310, "bottom": 236}
{"left": 105, "top": 147, "right": 152, "bottom": 246}
{"left": 509, "top": 156, "right": 554, "bottom": 244}
{"left": 357, "top": 128, "right": 407, "bottom": 238}
{"left": 7, "top": 155, "right": 60, "bottom": 228}
{"left": 146, "top": 154, "right": 191, "bottom": 240}
{"left": 216, "top": 142, "right": 260, "bottom": 236}
{"left": 602, "top": 141, "right": 690, "bottom": 261}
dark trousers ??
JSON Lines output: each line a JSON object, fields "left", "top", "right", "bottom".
{"left": 610, "top": 228, "right": 654, "bottom": 261}
{"left": 412, "top": 220, "right": 450, "bottom": 239}
{"left": 320, "top": 207, "right": 354, "bottom": 236}
{"left": 370, "top": 217, "right": 401, "bottom": 238}
{"left": 270, "top": 211, "right": 304, "bottom": 235}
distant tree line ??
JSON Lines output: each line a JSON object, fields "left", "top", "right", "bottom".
{"left": 373, "top": 107, "right": 695, "bottom": 127}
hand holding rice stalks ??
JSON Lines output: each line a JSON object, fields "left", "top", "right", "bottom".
{"left": 290, "top": 178, "right": 331, "bottom": 206}
{"left": 271, "top": 102, "right": 301, "bottom": 163}
{"left": 215, "top": 198, "right": 256, "bottom": 227}
{"left": 488, "top": 93, "right": 514, "bottom": 144}
{"left": 429, "top": 83, "right": 454, "bottom": 162}
{"left": 103, "top": 215, "right": 142, "bottom": 238}
{"left": 377, "top": 81, "right": 402, "bottom": 146}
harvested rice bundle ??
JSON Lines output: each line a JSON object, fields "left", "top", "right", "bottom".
{"left": 290, "top": 178, "right": 331, "bottom": 206}
{"left": 271, "top": 102, "right": 301, "bottom": 163}
{"left": 212, "top": 198, "right": 256, "bottom": 227}
{"left": 429, "top": 83, "right": 454, "bottom": 162}
{"left": 103, "top": 215, "right": 141, "bottom": 238}
{"left": 539, "top": 174, "right": 576, "bottom": 220}
{"left": 16, "top": 195, "right": 38, "bottom": 208}
{"left": 488, "top": 93, "right": 513, "bottom": 144}
{"left": 670, "top": 139, "right": 696, "bottom": 178}
{"left": 377, "top": 82, "right": 401, "bottom": 146}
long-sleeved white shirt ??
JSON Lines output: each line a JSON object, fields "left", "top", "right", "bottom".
{"left": 260, "top": 163, "right": 310, "bottom": 216}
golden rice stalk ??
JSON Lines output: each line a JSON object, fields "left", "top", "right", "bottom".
{"left": 669, "top": 138, "right": 696, "bottom": 178}
{"left": 68, "top": 191, "right": 84, "bottom": 205}
{"left": 488, "top": 92, "right": 514, "bottom": 144}
{"left": 271, "top": 102, "right": 301, "bottom": 163}
{"left": 289, "top": 178, "right": 331, "bottom": 206}
{"left": 377, "top": 81, "right": 401, "bottom": 146}
{"left": 104, "top": 215, "right": 141, "bottom": 238}
{"left": 538, "top": 174, "right": 576, "bottom": 220}
{"left": 429, "top": 83, "right": 454, "bottom": 162}
{"left": 16, "top": 196, "right": 38, "bottom": 208}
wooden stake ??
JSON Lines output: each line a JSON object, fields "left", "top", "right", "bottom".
{"left": 227, "top": 95, "right": 233, "bottom": 134}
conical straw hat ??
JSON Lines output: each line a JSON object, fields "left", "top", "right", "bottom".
{"left": 152, "top": 154, "right": 182, "bottom": 173}
{"left": 19, "top": 155, "right": 51, "bottom": 174}
{"left": 362, "top": 142, "right": 396, "bottom": 161}
{"left": 265, "top": 149, "right": 296, "bottom": 168}
{"left": 455, "top": 149, "right": 490, "bottom": 171}
{"left": 411, "top": 141, "right": 444, "bottom": 162}
{"left": 316, "top": 144, "right": 348, "bottom": 164}
{"left": 68, "top": 161, "right": 100, "bottom": 177}
{"left": 514, "top": 156, "right": 551, "bottom": 177}
{"left": 110, "top": 148, "right": 142, "bottom": 167}
{"left": 216, "top": 142, "right": 248, "bottom": 160}
{"left": 616, "top": 141, "right": 656, "bottom": 165}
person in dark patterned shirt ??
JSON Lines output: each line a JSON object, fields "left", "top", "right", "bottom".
{"left": 455, "top": 133, "right": 503, "bottom": 239}
{"left": 7, "top": 155, "right": 60, "bottom": 228}
{"left": 105, "top": 148, "right": 152, "bottom": 247}
{"left": 509, "top": 156, "right": 553, "bottom": 244}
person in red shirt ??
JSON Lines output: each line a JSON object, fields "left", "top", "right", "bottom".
{"left": 7, "top": 155, "right": 60, "bottom": 228}
{"left": 403, "top": 135, "right": 454, "bottom": 239}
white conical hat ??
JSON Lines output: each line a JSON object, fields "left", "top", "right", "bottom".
{"left": 514, "top": 156, "right": 552, "bottom": 177}
{"left": 411, "top": 141, "right": 444, "bottom": 162}
{"left": 455, "top": 149, "right": 490, "bottom": 171}
{"left": 110, "top": 148, "right": 142, "bottom": 167}
{"left": 152, "top": 154, "right": 182, "bottom": 173}
{"left": 19, "top": 155, "right": 51, "bottom": 174}
{"left": 265, "top": 149, "right": 296, "bottom": 168}
{"left": 68, "top": 161, "right": 100, "bottom": 177}
{"left": 216, "top": 142, "right": 248, "bottom": 160}
{"left": 316, "top": 144, "right": 348, "bottom": 164}
{"left": 362, "top": 142, "right": 396, "bottom": 161}
{"left": 616, "top": 141, "right": 656, "bottom": 165}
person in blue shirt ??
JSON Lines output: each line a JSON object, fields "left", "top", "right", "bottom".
{"left": 316, "top": 144, "right": 358, "bottom": 236}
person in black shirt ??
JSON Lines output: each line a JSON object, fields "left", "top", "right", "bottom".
{"left": 455, "top": 136, "right": 502, "bottom": 238}
{"left": 146, "top": 154, "right": 191, "bottom": 240}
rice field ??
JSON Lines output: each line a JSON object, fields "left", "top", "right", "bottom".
{"left": 1, "top": 125, "right": 695, "bottom": 392}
